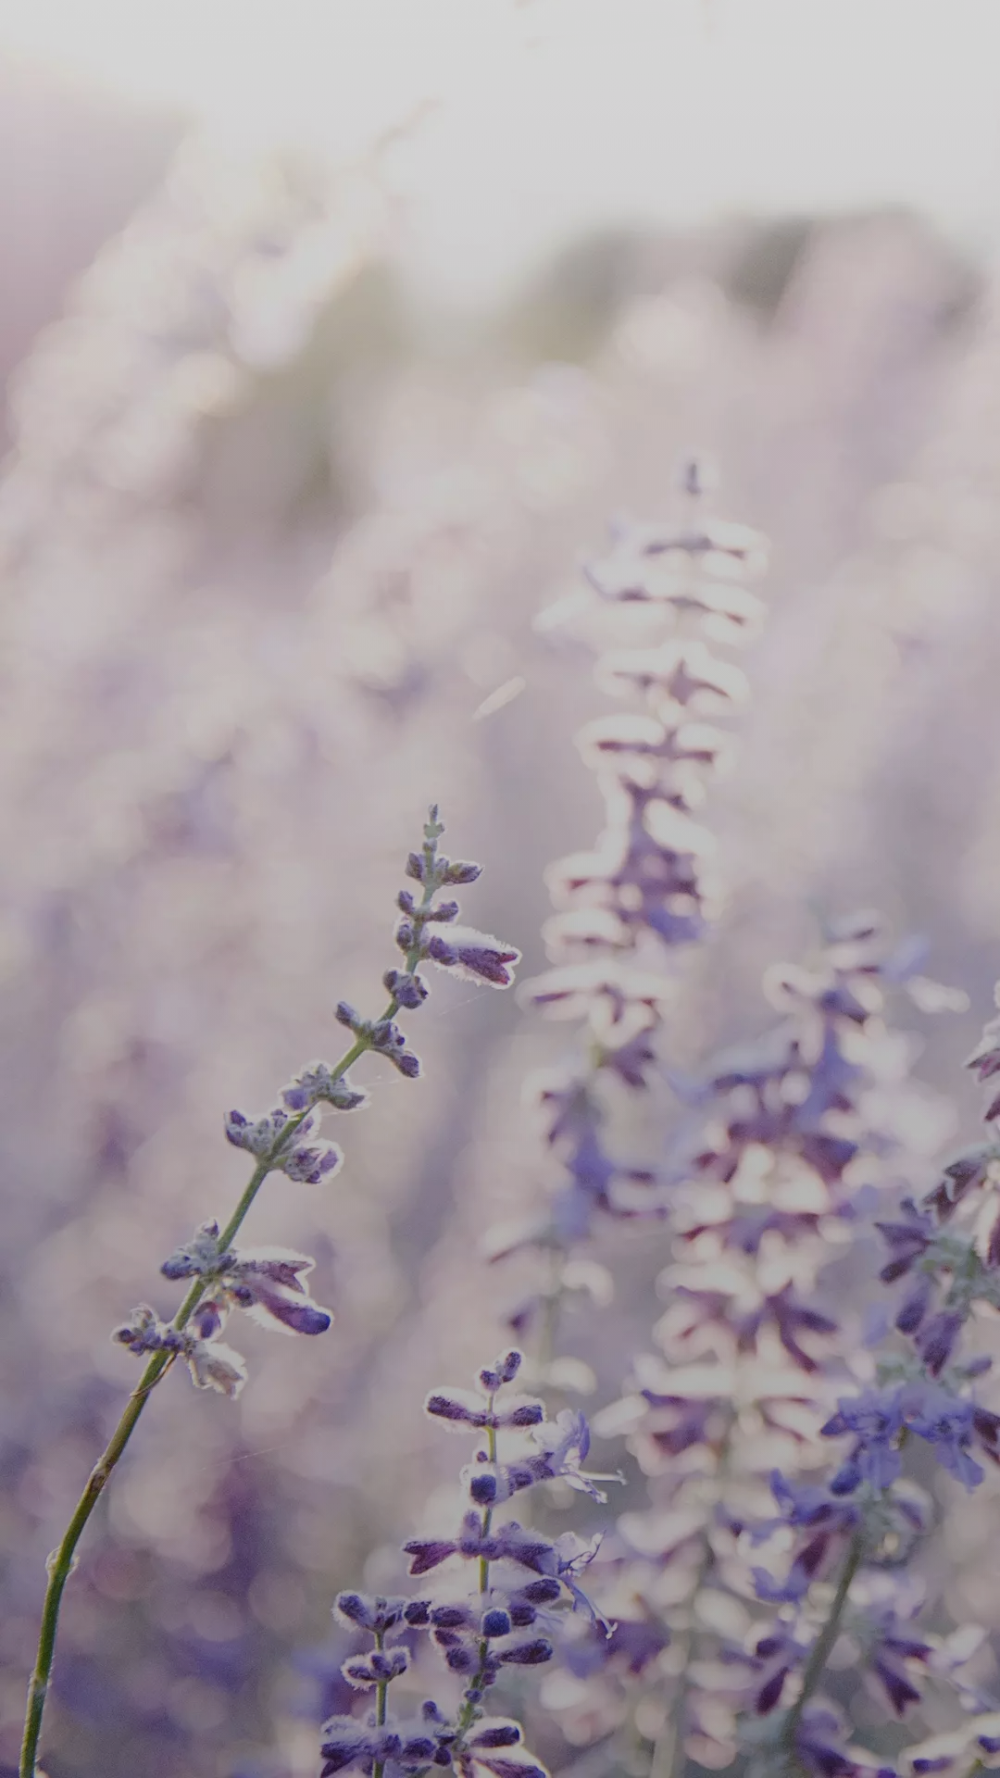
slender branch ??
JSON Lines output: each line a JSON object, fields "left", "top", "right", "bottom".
{"left": 650, "top": 1531, "right": 717, "bottom": 1778}
{"left": 20, "top": 880, "right": 438, "bottom": 1778}
{"left": 372, "top": 1630, "right": 388, "bottom": 1778}
{"left": 780, "top": 1533, "right": 864, "bottom": 1772}
{"left": 536, "top": 1247, "right": 566, "bottom": 1385}
{"left": 460, "top": 1408, "right": 497, "bottom": 1740}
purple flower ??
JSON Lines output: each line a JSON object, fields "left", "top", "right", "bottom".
{"left": 404, "top": 1537, "right": 461, "bottom": 1578}
{"left": 342, "top": 1646, "right": 410, "bottom": 1688}
{"left": 319, "top": 1719, "right": 379, "bottom": 1776}
{"left": 496, "top": 1639, "right": 553, "bottom": 1667}
{"left": 965, "top": 1012, "right": 1000, "bottom": 1083}
{"left": 903, "top": 1383, "right": 1000, "bottom": 1488}
{"left": 914, "top": 1310, "right": 964, "bottom": 1377}
{"left": 820, "top": 1388, "right": 905, "bottom": 1492}
{"left": 335, "top": 1593, "right": 409, "bottom": 1634}
{"left": 465, "top": 1410, "right": 610, "bottom": 1506}
{"left": 895, "top": 1270, "right": 934, "bottom": 1335}
{"left": 368, "top": 1018, "right": 422, "bottom": 1078}
{"left": 425, "top": 1388, "right": 544, "bottom": 1434}
{"left": 425, "top": 927, "right": 521, "bottom": 989}
{"left": 224, "top": 1105, "right": 301, "bottom": 1156}
{"left": 281, "top": 1136, "right": 344, "bottom": 1185}
{"left": 794, "top": 1705, "right": 894, "bottom": 1778}
{"left": 519, "top": 960, "right": 670, "bottom": 1026}
{"left": 205, "top": 1245, "right": 333, "bottom": 1338}
{"left": 160, "top": 1220, "right": 229, "bottom": 1281}
{"left": 281, "top": 1062, "right": 368, "bottom": 1113}
{"left": 751, "top": 1471, "right": 861, "bottom": 1602}
{"left": 113, "top": 1303, "right": 249, "bottom": 1397}
{"left": 876, "top": 1200, "right": 935, "bottom": 1281}
{"left": 675, "top": 1280, "right": 837, "bottom": 1373}
{"left": 868, "top": 1607, "right": 933, "bottom": 1716}
{"left": 223, "top": 1104, "right": 347, "bottom": 1184}
{"left": 526, "top": 1410, "right": 608, "bottom": 1499}
{"left": 181, "top": 1335, "right": 248, "bottom": 1398}
{"left": 735, "top": 1625, "right": 807, "bottom": 1716}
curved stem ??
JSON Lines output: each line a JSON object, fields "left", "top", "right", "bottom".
{"left": 18, "top": 1113, "right": 314, "bottom": 1777}
{"left": 20, "top": 876, "right": 438, "bottom": 1776}
{"left": 781, "top": 1533, "right": 864, "bottom": 1772}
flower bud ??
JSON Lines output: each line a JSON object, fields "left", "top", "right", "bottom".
{"left": 282, "top": 1139, "right": 344, "bottom": 1185}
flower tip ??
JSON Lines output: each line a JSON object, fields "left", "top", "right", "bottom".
{"left": 430, "top": 927, "right": 521, "bottom": 989}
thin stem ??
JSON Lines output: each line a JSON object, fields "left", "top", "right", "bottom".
{"left": 781, "top": 1533, "right": 864, "bottom": 1771}
{"left": 477, "top": 1416, "right": 497, "bottom": 1593}
{"left": 21, "top": 871, "right": 439, "bottom": 1777}
{"left": 372, "top": 1629, "right": 388, "bottom": 1778}
{"left": 536, "top": 1247, "right": 565, "bottom": 1385}
{"left": 650, "top": 1534, "right": 716, "bottom": 1778}
{"left": 460, "top": 1409, "right": 497, "bottom": 1739}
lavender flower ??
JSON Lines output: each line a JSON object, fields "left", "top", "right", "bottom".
{"left": 494, "top": 462, "right": 767, "bottom": 1271}
{"left": 20, "top": 808, "right": 517, "bottom": 1778}
{"left": 731, "top": 982, "right": 1000, "bottom": 1778}
{"left": 320, "top": 1350, "right": 608, "bottom": 1778}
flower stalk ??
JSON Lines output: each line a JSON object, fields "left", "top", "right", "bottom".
{"left": 320, "top": 1349, "right": 610, "bottom": 1778}
{"left": 780, "top": 1532, "right": 865, "bottom": 1774}
{"left": 21, "top": 807, "right": 517, "bottom": 1778}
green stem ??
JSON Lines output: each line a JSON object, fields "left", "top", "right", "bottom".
{"left": 459, "top": 1412, "right": 497, "bottom": 1739}
{"left": 781, "top": 1533, "right": 864, "bottom": 1772}
{"left": 373, "top": 1630, "right": 388, "bottom": 1778}
{"left": 20, "top": 870, "right": 440, "bottom": 1777}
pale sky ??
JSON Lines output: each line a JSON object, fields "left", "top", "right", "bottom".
{"left": 1, "top": 0, "right": 999, "bottom": 303}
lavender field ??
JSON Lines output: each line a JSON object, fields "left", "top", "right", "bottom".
{"left": 4, "top": 8, "right": 1000, "bottom": 1778}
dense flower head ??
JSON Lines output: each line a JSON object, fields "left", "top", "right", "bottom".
{"left": 294, "top": 504, "right": 1000, "bottom": 1778}
{"left": 482, "top": 475, "right": 1000, "bottom": 1777}
{"left": 546, "top": 914, "right": 980, "bottom": 1777}
{"left": 714, "top": 978, "right": 1000, "bottom": 1778}
{"left": 483, "top": 466, "right": 767, "bottom": 1268}
{"left": 320, "top": 1351, "right": 611, "bottom": 1778}
{"left": 319, "top": 1710, "right": 547, "bottom": 1778}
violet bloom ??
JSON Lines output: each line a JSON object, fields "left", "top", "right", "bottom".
{"left": 902, "top": 1382, "right": 1000, "bottom": 1489}
{"left": 424, "top": 927, "right": 521, "bottom": 989}
{"left": 866, "top": 1599, "right": 934, "bottom": 1717}
{"left": 465, "top": 1410, "right": 612, "bottom": 1505}
{"left": 736, "top": 1625, "right": 808, "bottom": 1715}
{"left": 793, "top": 1704, "right": 896, "bottom": 1778}
{"left": 321, "top": 1351, "right": 610, "bottom": 1778}
{"left": 161, "top": 1228, "right": 333, "bottom": 1340}
{"left": 751, "top": 1471, "right": 861, "bottom": 1604}
{"left": 875, "top": 1199, "right": 935, "bottom": 1281}
{"left": 820, "top": 1387, "right": 905, "bottom": 1493}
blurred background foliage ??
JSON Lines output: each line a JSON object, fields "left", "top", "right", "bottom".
{"left": 3, "top": 16, "right": 1000, "bottom": 1778}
